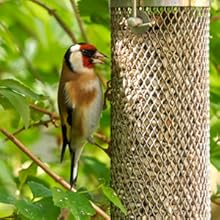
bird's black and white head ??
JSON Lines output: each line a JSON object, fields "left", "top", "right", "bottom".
{"left": 64, "top": 43, "right": 106, "bottom": 73}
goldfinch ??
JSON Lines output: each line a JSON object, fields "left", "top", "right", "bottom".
{"left": 58, "top": 43, "right": 106, "bottom": 186}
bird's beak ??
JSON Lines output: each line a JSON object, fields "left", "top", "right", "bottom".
{"left": 92, "top": 51, "right": 107, "bottom": 64}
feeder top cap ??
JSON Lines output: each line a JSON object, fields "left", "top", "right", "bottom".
{"left": 110, "top": 0, "right": 210, "bottom": 7}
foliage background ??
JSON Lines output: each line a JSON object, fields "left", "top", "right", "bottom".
{"left": 0, "top": 0, "right": 219, "bottom": 219}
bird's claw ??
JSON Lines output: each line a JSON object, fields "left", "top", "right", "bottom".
{"left": 103, "top": 80, "right": 112, "bottom": 110}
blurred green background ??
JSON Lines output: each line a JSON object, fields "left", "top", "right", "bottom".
{"left": 0, "top": 0, "right": 220, "bottom": 219}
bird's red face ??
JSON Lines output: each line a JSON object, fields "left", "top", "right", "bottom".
{"left": 79, "top": 43, "right": 106, "bottom": 69}
{"left": 64, "top": 43, "right": 106, "bottom": 72}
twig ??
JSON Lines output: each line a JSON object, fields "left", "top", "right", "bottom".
{"left": 211, "top": 15, "right": 220, "bottom": 22}
{"left": 30, "top": 104, "right": 110, "bottom": 145}
{"left": 211, "top": 197, "right": 220, "bottom": 206}
{"left": 87, "top": 137, "right": 110, "bottom": 156}
{"left": 0, "top": 128, "right": 110, "bottom": 220}
{"left": 29, "top": 104, "right": 59, "bottom": 121}
{"left": 94, "top": 132, "right": 110, "bottom": 144}
{"left": 3, "top": 119, "right": 53, "bottom": 142}
{"left": 69, "top": 0, "right": 88, "bottom": 43}
{"left": 0, "top": 128, "right": 73, "bottom": 189}
{"left": 0, "top": 214, "right": 18, "bottom": 219}
{"left": 4, "top": 103, "right": 110, "bottom": 145}
{"left": 28, "top": 0, "right": 77, "bottom": 43}
{"left": 94, "top": 142, "right": 111, "bottom": 157}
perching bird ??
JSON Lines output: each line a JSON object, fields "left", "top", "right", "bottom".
{"left": 58, "top": 43, "right": 106, "bottom": 187}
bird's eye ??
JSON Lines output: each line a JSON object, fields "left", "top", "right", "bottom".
{"left": 81, "top": 50, "right": 87, "bottom": 56}
{"left": 81, "top": 49, "right": 95, "bottom": 57}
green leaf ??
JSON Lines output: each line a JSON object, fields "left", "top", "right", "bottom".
{"left": 66, "top": 191, "right": 95, "bottom": 219}
{"left": 86, "top": 24, "right": 110, "bottom": 55}
{"left": 211, "top": 157, "right": 220, "bottom": 171}
{"left": 0, "top": 79, "right": 44, "bottom": 100}
{"left": 101, "top": 185, "right": 127, "bottom": 215}
{"left": 19, "top": 163, "right": 37, "bottom": 187}
{"left": 28, "top": 181, "right": 52, "bottom": 199}
{"left": 52, "top": 188, "right": 95, "bottom": 220}
{"left": 210, "top": 138, "right": 220, "bottom": 170}
{"left": 0, "top": 187, "right": 16, "bottom": 205}
{"left": 78, "top": 0, "right": 109, "bottom": 27}
{"left": 217, "top": 185, "right": 220, "bottom": 194}
{"left": 77, "top": 187, "right": 92, "bottom": 201}
{"left": 35, "top": 197, "right": 60, "bottom": 219}
{"left": 82, "top": 156, "right": 110, "bottom": 183}
{"left": 16, "top": 199, "right": 43, "bottom": 220}
{"left": 211, "top": 117, "right": 220, "bottom": 137}
{"left": 51, "top": 188, "right": 66, "bottom": 209}
{"left": 0, "top": 88, "right": 30, "bottom": 128}
{"left": 0, "top": 160, "right": 16, "bottom": 192}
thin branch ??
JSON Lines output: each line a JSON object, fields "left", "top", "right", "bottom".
{"left": 28, "top": 0, "right": 77, "bottom": 43}
{"left": 29, "top": 104, "right": 59, "bottom": 121}
{"left": 4, "top": 104, "right": 111, "bottom": 151}
{"left": 211, "top": 197, "right": 220, "bottom": 206}
{"left": 30, "top": 104, "right": 110, "bottom": 145}
{"left": 93, "top": 142, "right": 111, "bottom": 157}
{"left": 211, "top": 15, "right": 220, "bottom": 22}
{"left": 0, "top": 128, "right": 73, "bottom": 189}
{"left": 0, "top": 128, "right": 110, "bottom": 220}
{"left": 94, "top": 132, "right": 110, "bottom": 144}
{"left": 88, "top": 137, "right": 110, "bottom": 156}
{"left": 0, "top": 214, "right": 18, "bottom": 219}
{"left": 69, "top": 0, "right": 88, "bottom": 43}
{"left": 4, "top": 103, "right": 60, "bottom": 142}
{"left": 3, "top": 119, "right": 53, "bottom": 142}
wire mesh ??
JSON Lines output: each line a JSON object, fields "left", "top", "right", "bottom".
{"left": 110, "top": 6, "right": 210, "bottom": 219}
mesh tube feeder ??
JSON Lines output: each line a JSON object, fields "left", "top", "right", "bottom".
{"left": 110, "top": 0, "right": 210, "bottom": 219}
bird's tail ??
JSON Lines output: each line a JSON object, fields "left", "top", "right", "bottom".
{"left": 70, "top": 150, "right": 77, "bottom": 187}
{"left": 69, "top": 147, "right": 83, "bottom": 187}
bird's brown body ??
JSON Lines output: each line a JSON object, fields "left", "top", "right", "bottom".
{"left": 58, "top": 62, "right": 101, "bottom": 141}
{"left": 58, "top": 43, "right": 105, "bottom": 186}
{"left": 60, "top": 62, "right": 97, "bottom": 106}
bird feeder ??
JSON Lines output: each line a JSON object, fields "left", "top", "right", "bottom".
{"left": 110, "top": 0, "right": 210, "bottom": 219}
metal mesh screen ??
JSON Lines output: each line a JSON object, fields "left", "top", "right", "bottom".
{"left": 110, "top": 6, "right": 210, "bottom": 219}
